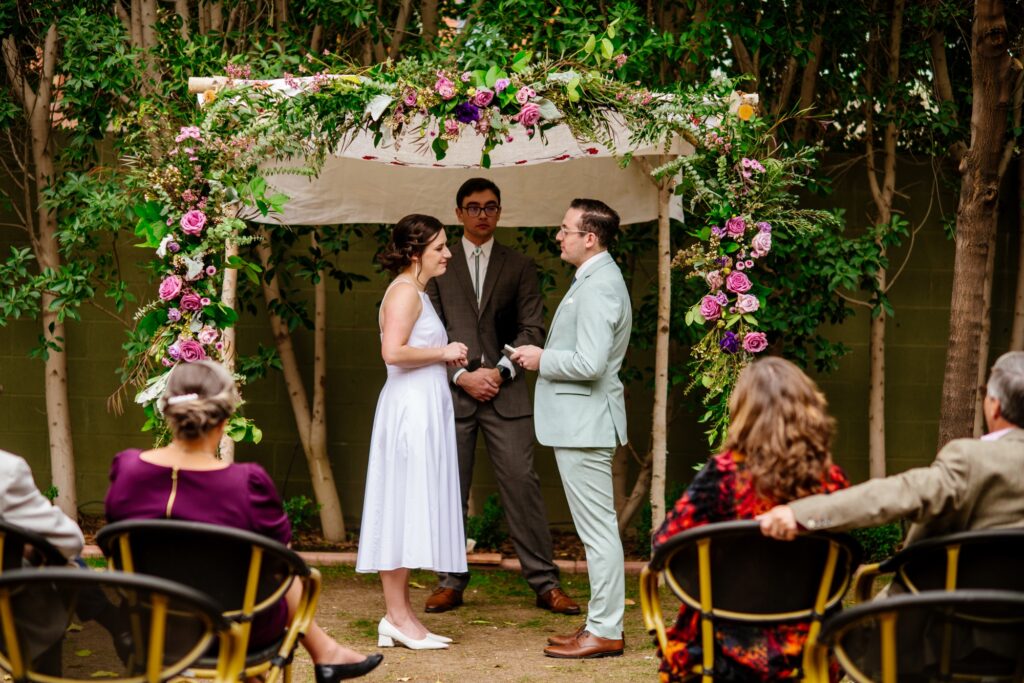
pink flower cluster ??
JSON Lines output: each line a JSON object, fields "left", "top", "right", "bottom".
{"left": 434, "top": 73, "right": 456, "bottom": 100}
{"left": 174, "top": 126, "right": 202, "bottom": 143}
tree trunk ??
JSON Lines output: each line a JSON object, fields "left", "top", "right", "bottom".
{"left": 1011, "top": 153, "right": 1024, "bottom": 350}
{"left": 649, "top": 165, "right": 674, "bottom": 533}
{"left": 255, "top": 232, "right": 345, "bottom": 539}
{"left": 973, "top": 233, "right": 996, "bottom": 436}
{"left": 938, "top": 0, "right": 1019, "bottom": 445}
{"left": 310, "top": 230, "right": 345, "bottom": 541}
{"left": 420, "top": 0, "right": 439, "bottom": 46}
{"left": 174, "top": 0, "right": 190, "bottom": 40}
{"left": 388, "top": 0, "right": 414, "bottom": 60}
{"left": 218, "top": 240, "right": 238, "bottom": 462}
{"left": 792, "top": 14, "right": 825, "bottom": 143}
{"left": 617, "top": 447, "right": 653, "bottom": 535}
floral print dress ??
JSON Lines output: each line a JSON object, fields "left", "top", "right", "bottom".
{"left": 652, "top": 451, "right": 849, "bottom": 682}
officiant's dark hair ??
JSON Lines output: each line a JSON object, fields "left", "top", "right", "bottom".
{"left": 379, "top": 214, "right": 444, "bottom": 274}
{"left": 456, "top": 177, "right": 501, "bottom": 206}
{"left": 571, "top": 198, "right": 619, "bottom": 248}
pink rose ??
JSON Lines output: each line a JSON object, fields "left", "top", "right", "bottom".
{"left": 513, "top": 102, "right": 541, "bottom": 127}
{"left": 197, "top": 326, "right": 219, "bottom": 345}
{"left": 158, "top": 275, "right": 183, "bottom": 301}
{"left": 725, "top": 216, "right": 746, "bottom": 237}
{"left": 725, "top": 271, "right": 752, "bottom": 293}
{"left": 434, "top": 76, "right": 456, "bottom": 100}
{"left": 444, "top": 118, "right": 459, "bottom": 136}
{"left": 515, "top": 86, "right": 536, "bottom": 104}
{"left": 472, "top": 88, "right": 494, "bottom": 107}
{"left": 705, "top": 270, "right": 723, "bottom": 290}
{"left": 180, "top": 209, "right": 207, "bottom": 236}
{"left": 699, "top": 295, "right": 722, "bottom": 321}
{"left": 178, "top": 339, "right": 208, "bottom": 362}
{"left": 751, "top": 231, "right": 772, "bottom": 256}
{"left": 180, "top": 292, "right": 203, "bottom": 311}
{"left": 743, "top": 332, "right": 768, "bottom": 353}
{"left": 403, "top": 87, "right": 417, "bottom": 107}
{"left": 735, "top": 293, "right": 760, "bottom": 314}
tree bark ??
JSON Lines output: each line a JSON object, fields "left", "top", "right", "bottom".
{"left": 938, "top": 0, "right": 1019, "bottom": 445}
{"left": 388, "top": 0, "right": 414, "bottom": 60}
{"left": 1011, "top": 153, "right": 1024, "bottom": 350}
{"left": 617, "top": 447, "right": 653, "bottom": 535}
{"left": 174, "top": 0, "right": 190, "bottom": 40}
{"left": 218, "top": 240, "right": 239, "bottom": 462}
{"left": 973, "top": 232, "right": 996, "bottom": 436}
{"left": 420, "top": 0, "right": 439, "bottom": 46}
{"left": 792, "top": 14, "right": 825, "bottom": 144}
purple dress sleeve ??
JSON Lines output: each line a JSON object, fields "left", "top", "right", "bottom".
{"left": 246, "top": 464, "right": 292, "bottom": 546}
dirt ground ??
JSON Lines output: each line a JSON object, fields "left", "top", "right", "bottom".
{"left": 291, "top": 565, "right": 670, "bottom": 683}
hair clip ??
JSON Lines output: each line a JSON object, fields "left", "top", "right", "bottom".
{"left": 166, "top": 393, "right": 199, "bottom": 406}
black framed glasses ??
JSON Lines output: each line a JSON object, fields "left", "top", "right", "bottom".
{"left": 461, "top": 204, "right": 501, "bottom": 217}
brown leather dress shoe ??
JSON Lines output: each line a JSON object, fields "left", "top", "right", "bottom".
{"left": 547, "top": 622, "right": 586, "bottom": 646}
{"left": 536, "top": 587, "right": 581, "bottom": 615}
{"left": 543, "top": 630, "right": 624, "bottom": 659}
{"left": 424, "top": 587, "right": 463, "bottom": 613}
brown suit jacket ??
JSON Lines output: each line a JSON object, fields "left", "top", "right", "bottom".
{"left": 790, "top": 429, "right": 1024, "bottom": 545}
{"left": 426, "top": 239, "right": 545, "bottom": 419}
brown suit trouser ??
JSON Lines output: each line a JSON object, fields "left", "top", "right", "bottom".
{"left": 437, "top": 401, "right": 560, "bottom": 595}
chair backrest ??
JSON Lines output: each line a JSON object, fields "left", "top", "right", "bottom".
{"left": 0, "top": 521, "right": 68, "bottom": 571}
{"left": 96, "top": 520, "right": 308, "bottom": 624}
{"left": 819, "top": 589, "right": 1024, "bottom": 683}
{"left": 651, "top": 520, "right": 862, "bottom": 622}
{"left": 878, "top": 529, "right": 1024, "bottom": 594}
{"left": 0, "top": 567, "right": 238, "bottom": 683}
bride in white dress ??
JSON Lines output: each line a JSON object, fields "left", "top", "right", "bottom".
{"left": 356, "top": 214, "right": 469, "bottom": 650}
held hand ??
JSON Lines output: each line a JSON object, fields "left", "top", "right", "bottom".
{"left": 443, "top": 342, "right": 469, "bottom": 367}
{"left": 510, "top": 345, "right": 543, "bottom": 372}
{"left": 457, "top": 368, "right": 500, "bottom": 402}
{"left": 756, "top": 505, "right": 799, "bottom": 541}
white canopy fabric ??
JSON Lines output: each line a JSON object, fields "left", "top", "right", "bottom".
{"left": 196, "top": 76, "right": 691, "bottom": 226}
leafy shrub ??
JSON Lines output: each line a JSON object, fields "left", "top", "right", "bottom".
{"left": 850, "top": 523, "right": 904, "bottom": 563}
{"left": 283, "top": 495, "right": 321, "bottom": 532}
{"left": 466, "top": 493, "right": 507, "bottom": 551}
{"left": 634, "top": 481, "right": 689, "bottom": 557}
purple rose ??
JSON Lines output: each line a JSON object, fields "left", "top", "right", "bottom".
{"left": 471, "top": 88, "right": 494, "bottom": 107}
{"left": 167, "top": 307, "right": 182, "bottom": 322}
{"left": 167, "top": 342, "right": 181, "bottom": 360}
{"left": 735, "top": 293, "right": 760, "bottom": 314}
{"left": 515, "top": 86, "right": 536, "bottom": 104}
{"left": 725, "top": 271, "right": 752, "bottom": 294}
{"left": 699, "top": 295, "right": 722, "bottom": 321}
{"left": 180, "top": 292, "right": 203, "bottom": 311}
{"left": 403, "top": 87, "right": 418, "bottom": 107}
{"left": 494, "top": 78, "right": 511, "bottom": 93}
{"left": 513, "top": 102, "right": 541, "bottom": 127}
{"left": 168, "top": 241, "right": 181, "bottom": 253}
{"left": 751, "top": 231, "right": 772, "bottom": 256}
{"left": 725, "top": 216, "right": 746, "bottom": 237}
{"left": 434, "top": 76, "right": 456, "bottom": 100}
{"left": 158, "top": 275, "right": 183, "bottom": 301}
{"left": 719, "top": 331, "right": 740, "bottom": 354}
{"left": 757, "top": 221, "right": 772, "bottom": 233}
{"left": 180, "top": 209, "right": 207, "bottom": 236}
{"left": 197, "top": 326, "right": 219, "bottom": 345}
{"left": 711, "top": 226, "right": 725, "bottom": 238}
{"left": 743, "top": 332, "right": 769, "bottom": 353}
{"left": 178, "top": 339, "right": 207, "bottom": 363}
{"left": 705, "top": 270, "right": 723, "bottom": 290}
{"left": 454, "top": 102, "right": 481, "bottom": 123}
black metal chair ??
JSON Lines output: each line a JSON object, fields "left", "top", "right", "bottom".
{"left": 640, "top": 519, "right": 862, "bottom": 682}
{"left": 0, "top": 520, "right": 68, "bottom": 571}
{"left": 813, "top": 589, "right": 1024, "bottom": 682}
{"left": 0, "top": 567, "right": 242, "bottom": 683}
{"left": 96, "top": 519, "right": 320, "bottom": 683}
{"left": 852, "top": 528, "right": 1024, "bottom": 602}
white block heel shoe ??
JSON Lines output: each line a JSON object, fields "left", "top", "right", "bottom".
{"left": 377, "top": 617, "right": 449, "bottom": 650}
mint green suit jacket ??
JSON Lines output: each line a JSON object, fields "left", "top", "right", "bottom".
{"left": 534, "top": 251, "right": 631, "bottom": 448}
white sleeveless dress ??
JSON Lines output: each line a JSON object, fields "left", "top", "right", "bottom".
{"left": 356, "top": 281, "right": 467, "bottom": 573}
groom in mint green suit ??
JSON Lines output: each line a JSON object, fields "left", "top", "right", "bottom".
{"left": 511, "top": 198, "right": 631, "bottom": 659}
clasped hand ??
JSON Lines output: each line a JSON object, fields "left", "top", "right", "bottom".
{"left": 442, "top": 342, "right": 469, "bottom": 368}
{"left": 457, "top": 368, "right": 502, "bottom": 402}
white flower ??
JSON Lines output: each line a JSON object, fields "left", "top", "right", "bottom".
{"left": 156, "top": 234, "right": 174, "bottom": 259}
{"left": 182, "top": 254, "right": 206, "bottom": 281}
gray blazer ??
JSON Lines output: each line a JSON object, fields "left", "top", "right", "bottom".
{"left": 791, "top": 429, "right": 1024, "bottom": 545}
{"left": 0, "top": 450, "right": 83, "bottom": 559}
{"left": 534, "top": 251, "right": 631, "bottom": 449}
{"left": 427, "top": 239, "right": 545, "bottom": 420}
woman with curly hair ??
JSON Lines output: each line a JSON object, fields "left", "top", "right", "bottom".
{"left": 652, "top": 356, "right": 849, "bottom": 682}
{"left": 356, "top": 214, "right": 469, "bottom": 651}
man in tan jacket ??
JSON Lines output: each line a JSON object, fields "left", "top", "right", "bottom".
{"left": 759, "top": 351, "right": 1024, "bottom": 543}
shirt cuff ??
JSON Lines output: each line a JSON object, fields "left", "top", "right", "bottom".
{"left": 452, "top": 368, "right": 467, "bottom": 386}
{"left": 497, "top": 356, "right": 516, "bottom": 379}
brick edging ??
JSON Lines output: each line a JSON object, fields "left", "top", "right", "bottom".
{"left": 81, "top": 544, "right": 648, "bottom": 575}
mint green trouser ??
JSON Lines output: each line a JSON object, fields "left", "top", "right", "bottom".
{"left": 554, "top": 446, "right": 625, "bottom": 640}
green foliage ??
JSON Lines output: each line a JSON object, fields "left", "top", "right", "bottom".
{"left": 850, "top": 523, "right": 904, "bottom": 563}
{"left": 466, "top": 493, "right": 508, "bottom": 551}
{"left": 283, "top": 495, "right": 322, "bottom": 531}
{"left": 634, "top": 481, "right": 688, "bottom": 557}
{"left": 42, "top": 485, "right": 59, "bottom": 503}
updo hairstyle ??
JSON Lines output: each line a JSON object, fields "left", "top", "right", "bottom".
{"left": 157, "top": 360, "right": 240, "bottom": 441}
{"left": 378, "top": 214, "right": 444, "bottom": 275}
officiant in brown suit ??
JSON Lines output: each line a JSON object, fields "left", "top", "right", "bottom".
{"left": 424, "top": 178, "right": 579, "bottom": 615}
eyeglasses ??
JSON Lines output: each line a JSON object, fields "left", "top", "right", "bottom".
{"left": 556, "top": 227, "right": 593, "bottom": 237}
{"left": 460, "top": 204, "right": 501, "bottom": 217}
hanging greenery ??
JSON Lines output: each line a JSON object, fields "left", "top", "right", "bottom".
{"left": 115, "top": 32, "right": 834, "bottom": 444}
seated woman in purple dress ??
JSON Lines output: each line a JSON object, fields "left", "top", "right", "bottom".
{"left": 105, "top": 360, "right": 382, "bottom": 683}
